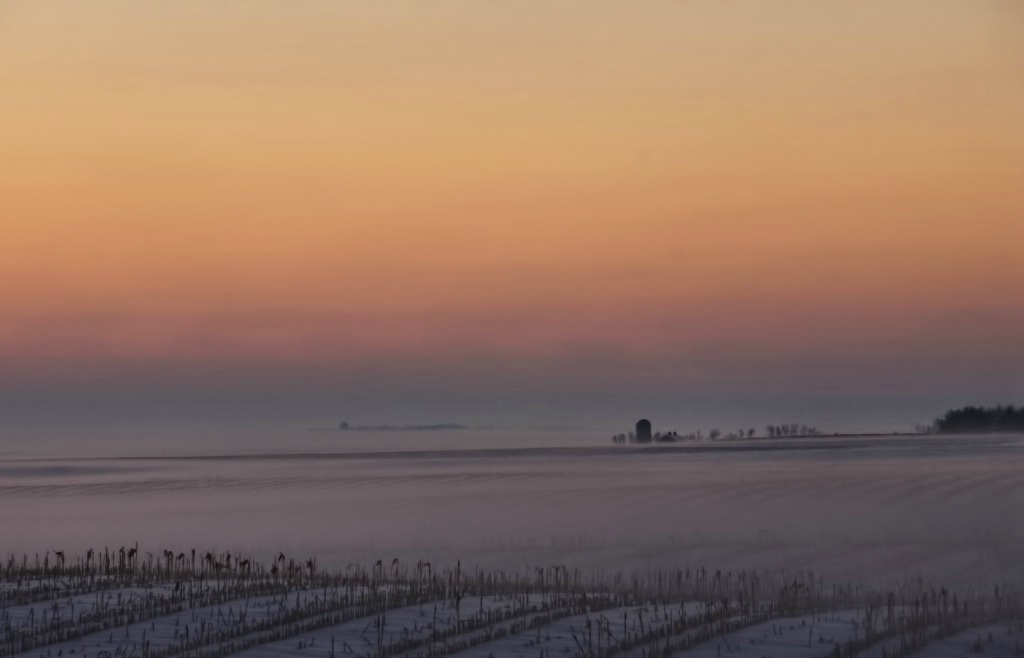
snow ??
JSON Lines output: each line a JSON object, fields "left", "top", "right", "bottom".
{"left": 666, "top": 610, "right": 866, "bottom": 657}
{"left": 905, "top": 622, "right": 1024, "bottom": 657}
{"left": 7, "top": 586, "right": 366, "bottom": 658}
{"left": 230, "top": 594, "right": 551, "bottom": 658}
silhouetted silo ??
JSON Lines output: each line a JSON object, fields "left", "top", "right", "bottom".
{"left": 635, "top": 418, "right": 652, "bottom": 443}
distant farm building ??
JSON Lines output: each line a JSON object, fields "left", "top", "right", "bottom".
{"left": 635, "top": 419, "right": 652, "bottom": 443}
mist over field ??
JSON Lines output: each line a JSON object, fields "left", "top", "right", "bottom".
{"left": 0, "top": 390, "right": 1010, "bottom": 452}
{"left": 2, "top": 431, "right": 1021, "bottom": 589}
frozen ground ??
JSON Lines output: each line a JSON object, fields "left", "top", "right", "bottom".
{"left": 0, "top": 555, "right": 1021, "bottom": 658}
{"left": 1, "top": 433, "right": 1021, "bottom": 588}
{"left": 904, "top": 622, "right": 1024, "bottom": 657}
{"left": 231, "top": 594, "right": 551, "bottom": 658}
{"left": 669, "top": 610, "right": 864, "bottom": 657}
{"left": 3, "top": 570, "right": 1019, "bottom": 658}
{"left": 1, "top": 433, "right": 1023, "bottom": 656}
{"left": 5, "top": 588, "right": 329, "bottom": 657}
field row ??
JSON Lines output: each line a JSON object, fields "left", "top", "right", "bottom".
{"left": 2, "top": 553, "right": 1021, "bottom": 658}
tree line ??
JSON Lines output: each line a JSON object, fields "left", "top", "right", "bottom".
{"left": 931, "top": 404, "right": 1024, "bottom": 434}
{"left": 612, "top": 423, "right": 821, "bottom": 444}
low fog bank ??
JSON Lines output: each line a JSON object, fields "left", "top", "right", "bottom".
{"left": 2, "top": 390, "right": 1011, "bottom": 457}
{"left": 1, "top": 436, "right": 1021, "bottom": 589}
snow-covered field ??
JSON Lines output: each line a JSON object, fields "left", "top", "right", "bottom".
{"left": 670, "top": 610, "right": 865, "bottom": 657}
{"left": 0, "top": 559, "right": 1020, "bottom": 658}
{"left": 1, "top": 433, "right": 1022, "bottom": 656}
{"left": 2, "top": 434, "right": 1022, "bottom": 587}
{"left": 231, "top": 593, "right": 553, "bottom": 658}
{"left": 2, "top": 565, "right": 1021, "bottom": 658}
{"left": 905, "top": 621, "right": 1024, "bottom": 657}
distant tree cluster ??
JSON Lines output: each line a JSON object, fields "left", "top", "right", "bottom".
{"left": 613, "top": 430, "right": 683, "bottom": 443}
{"left": 612, "top": 427, "right": 757, "bottom": 444}
{"left": 932, "top": 405, "right": 1024, "bottom": 434}
{"left": 612, "top": 423, "right": 830, "bottom": 445}
{"left": 765, "top": 424, "right": 820, "bottom": 438}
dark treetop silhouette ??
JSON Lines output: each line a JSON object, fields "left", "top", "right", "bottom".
{"left": 932, "top": 405, "right": 1024, "bottom": 434}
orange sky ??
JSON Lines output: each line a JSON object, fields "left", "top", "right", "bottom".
{"left": 1, "top": 1, "right": 1022, "bottom": 399}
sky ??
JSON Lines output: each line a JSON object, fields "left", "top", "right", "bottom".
{"left": 1, "top": 1, "right": 1022, "bottom": 429}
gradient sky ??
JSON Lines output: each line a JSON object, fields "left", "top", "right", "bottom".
{"left": 1, "top": 2, "right": 1022, "bottom": 423}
